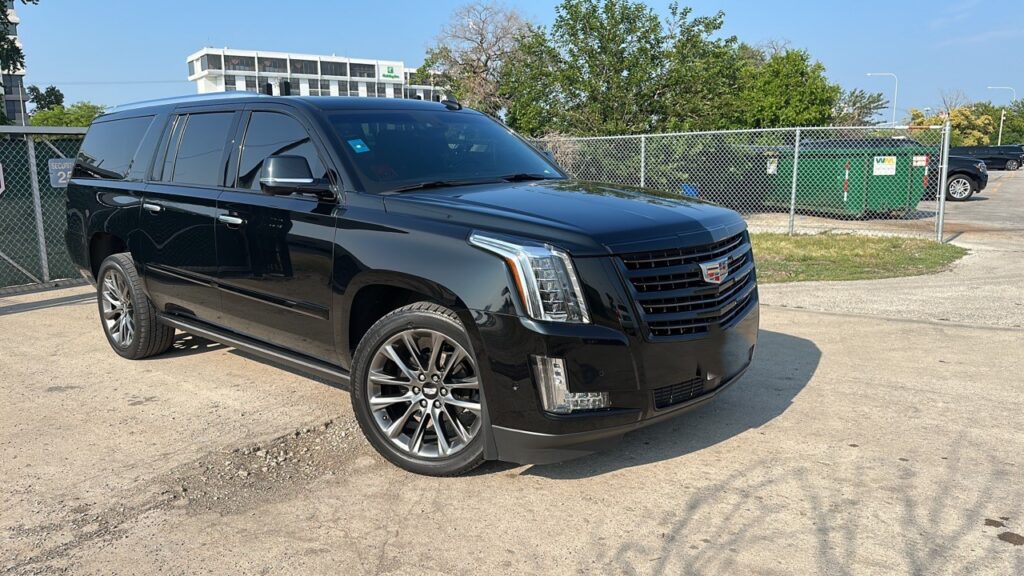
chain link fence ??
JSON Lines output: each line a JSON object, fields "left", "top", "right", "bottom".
{"left": 535, "top": 124, "right": 952, "bottom": 241}
{"left": 0, "top": 126, "right": 87, "bottom": 295}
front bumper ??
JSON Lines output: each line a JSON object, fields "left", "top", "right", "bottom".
{"left": 470, "top": 293, "right": 759, "bottom": 464}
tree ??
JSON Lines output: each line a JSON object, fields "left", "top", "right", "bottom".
{"left": 500, "top": 26, "right": 562, "bottom": 136}
{"left": 29, "top": 102, "right": 105, "bottom": 127}
{"left": 909, "top": 106, "right": 995, "bottom": 146}
{"left": 660, "top": 6, "right": 745, "bottom": 131}
{"left": 547, "top": 0, "right": 666, "bottom": 135}
{"left": 832, "top": 88, "right": 889, "bottom": 126}
{"left": 0, "top": 1, "right": 38, "bottom": 74}
{"left": 971, "top": 100, "right": 1024, "bottom": 145}
{"left": 26, "top": 85, "right": 64, "bottom": 112}
{"left": 419, "top": 1, "right": 529, "bottom": 115}
{"left": 737, "top": 48, "right": 840, "bottom": 128}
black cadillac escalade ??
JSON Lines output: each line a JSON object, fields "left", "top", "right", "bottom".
{"left": 65, "top": 94, "right": 758, "bottom": 475}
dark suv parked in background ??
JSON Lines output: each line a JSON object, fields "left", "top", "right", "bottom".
{"left": 65, "top": 94, "right": 758, "bottom": 476}
{"left": 950, "top": 145, "right": 1023, "bottom": 171}
{"left": 926, "top": 155, "right": 988, "bottom": 201}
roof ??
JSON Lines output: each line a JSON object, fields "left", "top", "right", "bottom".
{"left": 101, "top": 93, "right": 468, "bottom": 121}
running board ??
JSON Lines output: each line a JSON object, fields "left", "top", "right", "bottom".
{"left": 158, "top": 314, "right": 351, "bottom": 385}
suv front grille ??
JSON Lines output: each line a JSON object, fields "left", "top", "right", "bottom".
{"left": 618, "top": 232, "right": 756, "bottom": 340}
{"left": 653, "top": 377, "right": 704, "bottom": 409}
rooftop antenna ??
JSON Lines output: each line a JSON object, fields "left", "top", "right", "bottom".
{"left": 441, "top": 95, "right": 462, "bottom": 110}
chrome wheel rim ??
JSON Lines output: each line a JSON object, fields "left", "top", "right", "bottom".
{"left": 367, "top": 329, "right": 481, "bottom": 459}
{"left": 1008, "top": 161, "right": 1019, "bottom": 171}
{"left": 101, "top": 268, "right": 135, "bottom": 347}
{"left": 948, "top": 178, "right": 971, "bottom": 199}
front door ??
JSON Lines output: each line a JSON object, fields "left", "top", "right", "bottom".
{"left": 139, "top": 109, "right": 239, "bottom": 323}
{"left": 214, "top": 108, "right": 338, "bottom": 361}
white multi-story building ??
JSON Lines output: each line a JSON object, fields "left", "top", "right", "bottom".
{"left": 186, "top": 48, "right": 445, "bottom": 102}
{"left": 2, "top": 0, "right": 27, "bottom": 125}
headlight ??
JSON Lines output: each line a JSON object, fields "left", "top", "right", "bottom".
{"left": 469, "top": 231, "right": 590, "bottom": 323}
{"left": 976, "top": 162, "right": 987, "bottom": 173}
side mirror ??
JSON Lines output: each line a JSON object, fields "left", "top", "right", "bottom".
{"left": 259, "top": 155, "right": 333, "bottom": 199}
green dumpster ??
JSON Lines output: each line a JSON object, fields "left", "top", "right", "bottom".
{"left": 765, "top": 144, "right": 932, "bottom": 217}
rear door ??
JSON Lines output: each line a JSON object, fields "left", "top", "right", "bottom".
{"left": 138, "top": 107, "right": 240, "bottom": 322}
{"left": 213, "top": 104, "right": 338, "bottom": 361}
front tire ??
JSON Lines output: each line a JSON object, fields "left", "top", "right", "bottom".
{"left": 96, "top": 253, "right": 176, "bottom": 359}
{"left": 1006, "top": 159, "right": 1020, "bottom": 171}
{"left": 351, "top": 302, "right": 485, "bottom": 476}
{"left": 945, "top": 175, "right": 975, "bottom": 201}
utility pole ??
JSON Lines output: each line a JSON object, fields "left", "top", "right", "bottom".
{"left": 987, "top": 86, "right": 1017, "bottom": 146}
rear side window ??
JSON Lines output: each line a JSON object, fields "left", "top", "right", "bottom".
{"left": 236, "top": 112, "right": 327, "bottom": 189}
{"left": 74, "top": 116, "right": 155, "bottom": 180}
{"left": 168, "top": 112, "right": 234, "bottom": 186}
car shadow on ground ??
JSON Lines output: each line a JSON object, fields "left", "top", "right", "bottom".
{"left": 507, "top": 329, "right": 820, "bottom": 479}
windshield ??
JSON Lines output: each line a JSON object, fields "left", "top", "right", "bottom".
{"left": 328, "top": 109, "right": 563, "bottom": 193}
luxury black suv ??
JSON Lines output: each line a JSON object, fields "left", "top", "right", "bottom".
{"left": 65, "top": 94, "right": 758, "bottom": 475}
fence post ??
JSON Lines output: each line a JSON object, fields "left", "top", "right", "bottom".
{"left": 25, "top": 135, "right": 50, "bottom": 282}
{"left": 639, "top": 135, "right": 646, "bottom": 188}
{"left": 935, "top": 121, "right": 951, "bottom": 243}
{"left": 787, "top": 127, "right": 801, "bottom": 235}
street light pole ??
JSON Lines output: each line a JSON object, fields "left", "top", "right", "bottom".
{"left": 867, "top": 72, "right": 899, "bottom": 126}
{"left": 987, "top": 86, "right": 1017, "bottom": 146}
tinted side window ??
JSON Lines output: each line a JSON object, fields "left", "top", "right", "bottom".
{"left": 74, "top": 116, "right": 155, "bottom": 180}
{"left": 171, "top": 112, "right": 234, "bottom": 186}
{"left": 237, "top": 112, "right": 327, "bottom": 190}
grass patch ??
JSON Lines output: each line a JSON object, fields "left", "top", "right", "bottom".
{"left": 750, "top": 233, "right": 968, "bottom": 284}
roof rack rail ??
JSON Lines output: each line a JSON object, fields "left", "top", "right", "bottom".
{"left": 108, "top": 91, "right": 266, "bottom": 113}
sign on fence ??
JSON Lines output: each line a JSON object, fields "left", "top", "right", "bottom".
{"left": 48, "top": 158, "right": 75, "bottom": 188}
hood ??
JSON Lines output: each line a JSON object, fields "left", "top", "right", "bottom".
{"left": 383, "top": 179, "right": 747, "bottom": 256}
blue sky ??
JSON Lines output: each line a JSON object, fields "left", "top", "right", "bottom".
{"left": 19, "top": 0, "right": 1023, "bottom": 119}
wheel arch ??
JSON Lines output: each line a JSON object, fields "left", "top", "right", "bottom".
{"left": 338, "top": 270, "right": 477, "bottom": 368}
{"left": 88, "top": 232, "right": 129, "bottom": 280}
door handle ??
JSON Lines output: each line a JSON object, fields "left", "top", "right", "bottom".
{"left": 217, "top": 214, "right": 246, "bottom": 227}
{"left": 142, "top": 202, "right": 163, "bottom": 213}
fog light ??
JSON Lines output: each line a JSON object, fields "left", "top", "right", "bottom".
{"left": 531, "top": 355, "right": 610, "bottom": 414}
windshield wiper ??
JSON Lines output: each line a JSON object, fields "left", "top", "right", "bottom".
{"left": 499, "top": 173, "right": 555, "bottom": 182}
{"left": 385, "top": 178, "right": 501, "bottom": 194}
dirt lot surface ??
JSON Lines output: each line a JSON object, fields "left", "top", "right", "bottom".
{"left": 2, "top": 172, "right": 1023, "bottom": 575}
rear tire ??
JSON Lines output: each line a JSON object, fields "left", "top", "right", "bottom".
{"left": 96, "top": 253, "right": 176, "bottom": 360}
{"left": 351, "top": 302, "right": 486, "bottom": 476}
{"left": 945, "top": 175, "right": 975, "bottom": 201}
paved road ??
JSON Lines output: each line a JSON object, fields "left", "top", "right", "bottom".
{"left": 2, "top": 179, "right": 1023, "bottom": 574}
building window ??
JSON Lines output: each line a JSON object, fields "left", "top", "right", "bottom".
{"left": 321, "top": 61, "right": 347, "bottom": 77}
{"left": 225, "top": 55, "right": 255, "bottom": 72}
{"left": 188, "top": 60, "right": 196, "bottom": 76}
{"left": 201, "top": 54, "right": 223, "bottom": 71}
{"left": 291, "top": 59, "right": 317, "bottom": 75}
{"left": 259, "top": 57, "right": 287, "bottom": 74}
{"left": 245, "top": 77, "right": 258, "bottom": 92}
{"left": 350, "top": 63, "right": 375, "bottom": 78}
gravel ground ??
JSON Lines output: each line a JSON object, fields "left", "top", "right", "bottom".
{"left": 1, "top": 171, "right": 1022, "bottom": 575}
